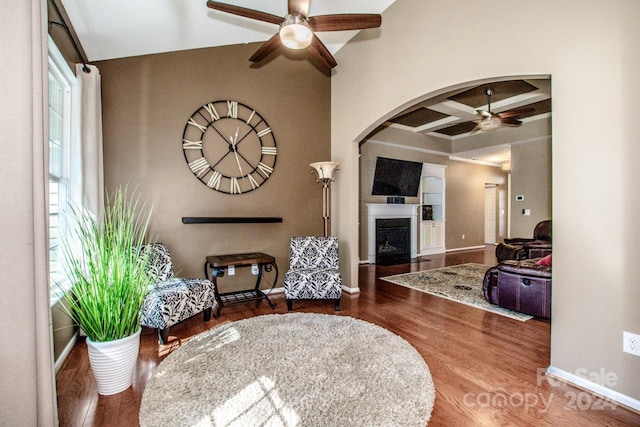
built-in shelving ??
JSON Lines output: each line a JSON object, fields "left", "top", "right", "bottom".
{"left": 420, "top": 163, "right": 446, "bottom": 255}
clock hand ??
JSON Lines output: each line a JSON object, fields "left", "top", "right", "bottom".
{"left": 230, "top": 127, "right": 244, "bottom": 179}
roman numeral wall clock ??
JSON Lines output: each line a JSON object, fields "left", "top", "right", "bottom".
{"left": 182, "top": 100, "right": 277, "bottom": 194}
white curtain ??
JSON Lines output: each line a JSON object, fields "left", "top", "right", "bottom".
{"left": 0, "top": 0, "right": 57, "bottom": 424}
{"left": 76, "top": 64, "right": 104, "bottom": 219}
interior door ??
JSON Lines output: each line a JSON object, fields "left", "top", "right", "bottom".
{"left": 484, "top": 185, "right": 497, "bottom": 244}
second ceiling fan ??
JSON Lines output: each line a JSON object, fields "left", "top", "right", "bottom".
{"left": 471, "top": 88, "right": 534, "bottom": 133}
{"left": 206, "top": 0, "right": 382, "bottom": 70}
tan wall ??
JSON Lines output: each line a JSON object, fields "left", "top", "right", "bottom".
{"left": 510, "top": 138, "right": 552, "bottom": 238}
{"left": 359, "top": 142, "right": 508, "bottom": 260}
{"left": 95, "top": 44, "right": 331, "bottom": 292}
{"left": 51, "top": 299, "right": 75, "bottom": 362}
{"left": 47, "top": 0, "right": 84, "bottom": 70}
{"left": 332, "top": 0, "right": 640, "bottom": 402}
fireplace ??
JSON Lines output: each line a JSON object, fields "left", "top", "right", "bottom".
{"left": 367, "top": 204, "right": 419, "bottom": 264}
{"left": 376, "top": 218, "right": 411, "bottom": 265}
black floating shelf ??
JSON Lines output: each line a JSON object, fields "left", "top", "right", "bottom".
{"left": 182, "top": 217, "right": 283, "bottom": 224}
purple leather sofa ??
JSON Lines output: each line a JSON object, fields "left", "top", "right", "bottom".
{"left": 483, "top": 258, "right": 552, "bottom": 319}
{"left": 495, "top": 220, "right": 552, "bottom": 262}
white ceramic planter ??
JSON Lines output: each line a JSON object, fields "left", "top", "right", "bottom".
{"left": 86, "top": 328, "right": 141, "bottom": 395}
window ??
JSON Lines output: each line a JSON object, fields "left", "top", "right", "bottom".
{"left": 48, "top": 37, "right": 79, "bottom": 305}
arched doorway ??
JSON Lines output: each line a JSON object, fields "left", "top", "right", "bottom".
{"left": 357, "top": 76, "right": 551, "bottom": 262}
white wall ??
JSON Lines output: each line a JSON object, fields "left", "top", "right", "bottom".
{"left": 332, "top": 0, "right": 640, "bottom": 402}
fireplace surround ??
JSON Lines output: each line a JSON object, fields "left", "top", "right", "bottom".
{"left": 367, "top": 204, "right": 419, "bottom": 264}
{"left": 376, "top": 218, "right": 411, "bottom": 265}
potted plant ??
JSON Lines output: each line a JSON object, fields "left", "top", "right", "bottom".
{"left": 60, "top": 187, "right": 154, "bottom": 395}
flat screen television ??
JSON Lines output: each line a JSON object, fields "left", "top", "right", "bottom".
{"left": 371, "top": 157, "right": 423, "bottom": 197}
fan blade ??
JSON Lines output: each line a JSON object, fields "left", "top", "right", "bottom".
{"left": 288, "top": 0, "right": 309, "bottom": 17}
{"left": 307, "top": 34, "right": 338, "bottom": 69}
{"left": 207, "top": 1, "right": 283, "bottom": 25}
{"left": 249, "top": 33, "right": 282, "bottom": 63}
{"left": 498, "top": 107, "right": 535, "bottom": 118}
{"left": 500, "top": 118, "right": 523, "bottom": 127}
{"left": 308, "top": 14, "right": 382, "bottom": 32}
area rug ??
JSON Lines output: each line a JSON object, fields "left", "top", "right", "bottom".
{"left": 381, "top": 263, "right": 533, "bottom": 321}
{"left": 139, "top": 313, "right": 435, "bottom": 426}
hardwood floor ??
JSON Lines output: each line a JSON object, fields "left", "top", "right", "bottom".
{"left": 55, "top": 247, "right": 640, "bottom": 426}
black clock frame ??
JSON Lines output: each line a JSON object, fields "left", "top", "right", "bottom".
{"left": 182, "top": 100, "right": 277, "bottom": 194}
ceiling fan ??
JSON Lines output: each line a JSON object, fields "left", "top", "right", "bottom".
{"left": 471, "top": 88, "right": 534, "bottom": 133}
{"left": 206, "top": 0, "right": 382, "bottom": 70}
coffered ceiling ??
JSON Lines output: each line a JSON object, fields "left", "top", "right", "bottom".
{"left": 375, "top": 78, "right": 552, "bottom": 165}
{"left": 387, "top": 79, "right": 551, "bottom": 140}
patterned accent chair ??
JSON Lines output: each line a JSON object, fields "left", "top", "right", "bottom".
{"left": 283, "top": 236, "right": 343, "bottom": 311}
{"left": 140, "top": 243, "right": 217, "bottom": 344}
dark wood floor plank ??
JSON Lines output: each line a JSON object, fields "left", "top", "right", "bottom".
{"left": 55, "top": 247, "right": 640, "bottom": 426}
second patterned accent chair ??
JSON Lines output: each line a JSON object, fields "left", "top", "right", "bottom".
{"left": 139, "top": 243, "right": 218, "bottom": 344}
{"left": 283, "top": 236, "right": 343, "bottom": 311}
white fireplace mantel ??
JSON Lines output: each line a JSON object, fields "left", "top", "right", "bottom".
{"left": 367, "top": 203, "right": 419, "bottom": 263}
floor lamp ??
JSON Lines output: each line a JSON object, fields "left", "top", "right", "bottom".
{"left": 310, "top": 161, "right": 340, "bottom": 237}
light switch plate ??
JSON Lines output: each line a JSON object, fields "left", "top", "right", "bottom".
{"left": 228, "top": 265, "right": 235, "bottom": 275}
{"left": 251, "top": 264, "right": 259, "bottom": 275}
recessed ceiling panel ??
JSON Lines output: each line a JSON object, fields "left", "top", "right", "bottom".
{"left": 390, "top": 108, "right": 449, "bottom": 127}
{"left": 448, "top": 80, "right": 538, "bottom": 108}
{"left": 434, "top": 121, "right": 478, "bottom": 136}
{"left": 500, "top": 98, "right": 552, "bottom": 119}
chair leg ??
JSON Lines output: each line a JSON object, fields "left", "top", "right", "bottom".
{"left": 214, "top": 304, "right": 222, "bottom": 319}
{"left": 158, "top": 328, "right": 170, "bottom": 345}
{"left": 203, "top": 306, "right": 212, "bottom": 321}
{"left": 286, "top": 299, "right": 293, "bottom": 311}
{"left": 334, "top": 298, "right": 341, "bottom": 311}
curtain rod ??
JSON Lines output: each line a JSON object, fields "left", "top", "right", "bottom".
{"left": 48, "top": 0, "right": 90, "bottom": 73}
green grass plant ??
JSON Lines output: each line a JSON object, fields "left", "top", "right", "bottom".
{"left": 60, "top": 187, "right": 154, "bottom": 342}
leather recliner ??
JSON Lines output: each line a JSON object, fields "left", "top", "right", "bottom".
{"left": 495, "top": 219, "right": 552, "bottom": 262}
{"left": 483, "top": 258, "right": 551, "bottom": 319}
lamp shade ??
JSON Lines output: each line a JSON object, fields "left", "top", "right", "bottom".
{"left": 279, "top": 15, "right": 313, "bottom": 49}
{"left": 310, "top": 161, "right": 340, "bottom": 180}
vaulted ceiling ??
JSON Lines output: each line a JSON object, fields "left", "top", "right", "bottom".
{"left": 60, "top": 0, "right": 396, "bottom": 61}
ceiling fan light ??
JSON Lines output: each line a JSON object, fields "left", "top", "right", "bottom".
{"left": 479, "top": 117, "right": 501, "bottom": 131}
{"left": 279, "top": 15, "right": 313, "bottom": 49}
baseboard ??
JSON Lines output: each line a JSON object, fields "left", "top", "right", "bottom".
{"left": 342, "top": 285, "right": 360, "bottom": 294}
{"left": 546, "top": 365, "right": 640, "bottom": 413}
{"left": 446, "top": 245, "right": 486, "bottom": 253}
{"left": 364, "top": 246, "right": 489, "bottom": 261}
{"left": 54, "top": 330, "right": 79, "bottom": 374}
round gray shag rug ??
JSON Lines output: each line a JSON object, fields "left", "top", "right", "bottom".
{"left": 139, "top": 313, "right": 435, "bottom": 426}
